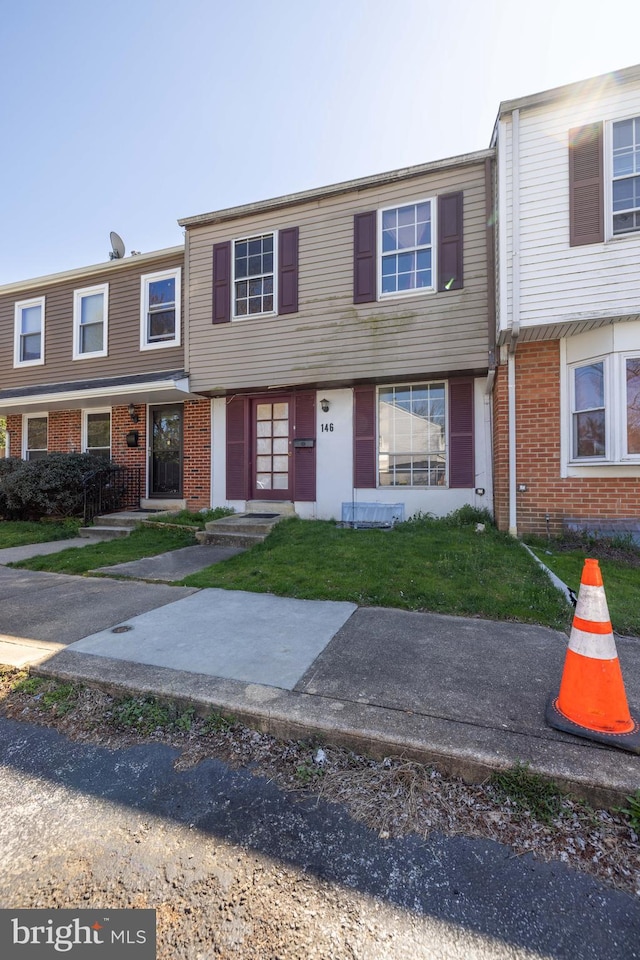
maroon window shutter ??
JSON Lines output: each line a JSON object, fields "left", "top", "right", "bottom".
{"left": 448, "top": 379, "right": 474, "bottom": 488}
{"left": 212, "top": 241, "right": 231, "bottom": 323}
{"left": 278, "top": 227, "right": 299, "bottom": 315}
{"left": 353, "top": 385, "right": 377, "bottom": 488}
{"left": 293, "top": 392, "right": 316, "bottom": 501}
{"left": 438, "top": 192, "right": 464, "bottom": 291}
{"left": 226, "top": 396, "right": 249, "bottom": 499}
{"left": 569, "top": 123, "right": 604, "bottom": 246}
{"left": 353, "top": 212, "right": 377, "bottom": 303}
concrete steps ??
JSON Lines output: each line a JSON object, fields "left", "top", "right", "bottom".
{"left": 196, "top": 507, "right": 293, "bottom": 547}
{"left": 79, "top": 510, "right": 171, "bottom": 540}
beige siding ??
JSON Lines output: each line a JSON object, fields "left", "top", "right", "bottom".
{"left": 0, "top": 252, "right": 184, "bottom": 390}
{"left": 186, "top": 163, "right": 490, "bottom": 393}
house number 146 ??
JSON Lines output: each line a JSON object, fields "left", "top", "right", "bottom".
{"left": 321, "top": 423, "right": 334, "bottom": 432}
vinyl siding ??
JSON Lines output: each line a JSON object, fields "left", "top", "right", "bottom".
{"left": 186, "top": 163, "right": 490, "bottom": 393}
{"left": 499, "top": 78, "right": 640, "bottom": 334}
{"left": 0, "top": 252, "right": 184, "bottom": 390}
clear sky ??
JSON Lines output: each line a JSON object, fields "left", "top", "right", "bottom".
{"left": 1, "top": 0, "right": 639, "bottom": 284}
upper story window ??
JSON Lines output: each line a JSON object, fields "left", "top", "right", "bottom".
{"left": 612, "top": 116, "right": 640, "bottom": 236}
{"left": 379, "top": 201, "right": 433, "bottom": 296}
{"left": 23, "top": 414, "right": 48, "bottom": 460}
{"left": 233, "top": 233, "right": 275, "bottom": 318}
{"left": 73, "top": 284, "right": 108, "bottom": 359}
{"left": 141, "top": 269, "right": 181, "bottom": 349}
{"left": 14, "top": 297, "right": 45, "bottom": 367}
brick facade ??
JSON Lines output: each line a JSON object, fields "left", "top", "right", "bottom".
{"left": 5, "top": 398, "right": 212, "bottom": 511}
{"left": 493, "top": 341, "right": 640, "bottom": 536}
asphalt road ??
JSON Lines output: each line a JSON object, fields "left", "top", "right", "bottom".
{"left": 0, "top": 716, "right": 638, "bottom": 960}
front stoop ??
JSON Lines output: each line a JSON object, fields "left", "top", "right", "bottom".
{"left": 79, "top": 510, "right": 172, "bottom": 540}
{"left": 196, "top": 510, "right": 292, "bottom": 547}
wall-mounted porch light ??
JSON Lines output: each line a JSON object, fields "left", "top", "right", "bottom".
{"left": 128, "top": 403, "right": 139, "bottom": 423}
{"left": 320, "top": 398, "right": 330, "bottom": 413}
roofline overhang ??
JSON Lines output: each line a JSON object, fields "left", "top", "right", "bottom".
{"left": 497, "top": 312, "right": 640, "bottom": 347}
{"left": 0, "top": 375, "right": 200, "bottom": 416}
{"left": 178, "top": 150, "right": 495, "bottom": 229}
{"left": 0, "top": 245, "right": 185, "bottom": 298}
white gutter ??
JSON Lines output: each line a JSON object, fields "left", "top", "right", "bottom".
{"left": 508, "top": 109, "right": 521, "bottom": 537}
{"left": 0, "top": 376, "right": 198, "bottom": 416}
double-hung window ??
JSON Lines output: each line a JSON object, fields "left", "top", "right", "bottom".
{"left": 378, "top": 382, "right": 446, "bottom": 486}
{"left": 233, "top": 233, "right": 275, "bottom": 318}
{"left": 73, "top": 284, "right": 108, "bottom": 359}
{"left": 14, "top": 297, "right": 45, "bottom": 367}
{"left": 571, "top": 361, "right": 606, "bottom": 459}
{"left": 612, "top": 116, "right": 640, "bottom": 236}
{"left": 84, "top": 410, "right": 111, "bottom": 460}
{"left": 379, "top": 200, "right": 433, "bottom": 296}
{"left": 24, "top": 414, "right": 48, "bottom": 461}
{"left": 141, "top": 269, "right": 181, "bottom": 349}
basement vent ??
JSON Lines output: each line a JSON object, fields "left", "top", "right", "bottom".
{"left": 341, "top": 502, "right": 405, "bottom": 528}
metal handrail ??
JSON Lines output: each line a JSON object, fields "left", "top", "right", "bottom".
{"left": 83, "top": 465, "right": 141, "bottom": 524}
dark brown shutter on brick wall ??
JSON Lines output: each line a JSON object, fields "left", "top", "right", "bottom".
{"left": 212, "top": 241, "right": 231, "bottom": 323}
{"left": 293, "top": 392, "right": 316, "bottom": 501}
{"left": 438, "top": 192, "right": 464, "bottom": 291}
{"left": 448, "top": 379, "right": 474, "bottom": 488}
{"left": 353, "top": 385, "right": 377, "bottom": 488}
{"left": 278, "top": 227, "right": 299, "bottom": 314}
{"left": 353, "top": 212, "right": 377, "bottom": 303}
{"left": 569, "top": 123, "right": 604, "bottom": 246}
{"left": 226, "top": 396, "right": 249, "bottom": 499}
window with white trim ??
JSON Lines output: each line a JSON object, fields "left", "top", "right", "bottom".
{"left": 24, "top": 414, "right": 48, "bottom": 460}
{"left": 73, "top": 284, "right": 108, "bottom": 359}
{"left": 612, "top": 116, "right": 640, "bottom": 235}
{"left": 140, "top": 269, "right": 181, "bottom": 349}
{"left": 14, "top": 297, "right": 45, "bottom": 367}
{"left": 233, "top": 233, "right": 275, "bottom": 318}
{"left": 569, "top": 352, "right": 640, "bottom": 463}
{"left": 83, "top": 410, "right": 111, "bottom": 459}
{"left": 571, "top": 361, "right": 606, "bottom": 459}
{"left": 379, "top": 200, "right": 433, "bottom": 296}
{"left": 378, "top": 382, "right": 446, "bottom": 486}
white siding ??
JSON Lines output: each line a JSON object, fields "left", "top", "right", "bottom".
{"left": 499, "top": 77, "right": 640, "bottom": 335}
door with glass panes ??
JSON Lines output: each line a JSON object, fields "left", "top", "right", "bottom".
{"left": 252, "top": 397, "right": 292, "bottom": 499}
{"left": 149, "top": 404, "right": 183, "bottom": 497}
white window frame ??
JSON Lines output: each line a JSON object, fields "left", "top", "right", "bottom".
{"left": 377, "top": 381, "right": 448, "bottom": 489}
{"left": 14, "top": 296, "right": 45, "bottom": 368}
{"left": 140, "top": 268, "right": 181, "bottom": 350}
{"left": 620, "top": 352, "right": 640, "bottom": 460}
{"left": 232, "top": 232, "right": 277, "bottom": 320}
{"left": 73, "top": 283, "right": 108, "bottom": 360}
{"left": 22, "top": 412, "right": 48, "bottom": 460}
{"left": 82, "top": 408, "right": 112, "bottom": 459}
{"left": 377, "top": 198, "right": 436, "bottom": 300}
{"left": 606, "top": 114, "right": 640, "bottom": 241}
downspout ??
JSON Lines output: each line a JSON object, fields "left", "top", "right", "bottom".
{"left": 508, "top": 108, "right": 521, "bottom": 537}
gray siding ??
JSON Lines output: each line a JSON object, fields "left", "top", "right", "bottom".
{"left": 0, "top": 252, "right": 184, "bottom": 390}
{"left": 186, "top": 163, "right": 490, "bottom": 393}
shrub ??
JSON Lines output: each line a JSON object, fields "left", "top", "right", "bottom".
{"left": 0, "top": 457, "right": 24, "bottom": 518}
{"left": 0, "top": 453, "right": 110, "bottom": 520}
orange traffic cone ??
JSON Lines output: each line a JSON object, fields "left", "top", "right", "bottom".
{"left": 546, "top": 558, "right": 640, "bottom": 753}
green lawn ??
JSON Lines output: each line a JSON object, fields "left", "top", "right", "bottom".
{"left": 182, "top": 516, "right": 573, "bottom": 630}
{"left": 0, "top": 519, "right": 82, "bottom": 548}
{"left": 11, "top": 525, "right": 196, "bottom": 575}
{"left": 526, "top": 542, "right": 640, "bottom": 637}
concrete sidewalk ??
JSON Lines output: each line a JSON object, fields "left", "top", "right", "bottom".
{"left": 1, "top": 540, "right": 639, "bottom": 807}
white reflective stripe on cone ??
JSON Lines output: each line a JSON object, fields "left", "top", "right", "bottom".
{"left": 574, "top": 583, "right": 611, "bottom": 624}
{"left": 568, "top": 625, "right": 618, "bottom": 660}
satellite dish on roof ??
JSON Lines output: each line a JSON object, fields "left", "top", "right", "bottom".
{"left": 109, "top": 231, "right": 126, "bottom": 260}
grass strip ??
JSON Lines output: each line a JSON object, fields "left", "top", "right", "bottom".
{"left": 0, "top": 519, "right": 82, "bottom": 548}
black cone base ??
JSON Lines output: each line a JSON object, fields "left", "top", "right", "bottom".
{"left": 546, "top": 696, "right": 640, "bottom": 754}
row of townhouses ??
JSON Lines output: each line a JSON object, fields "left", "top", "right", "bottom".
{"left": 1, "top": 64, "right": 639, "bottom": 537}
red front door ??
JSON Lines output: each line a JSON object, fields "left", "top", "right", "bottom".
{"left": 252, "top": 397, "right": 292, "bottom": 499}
